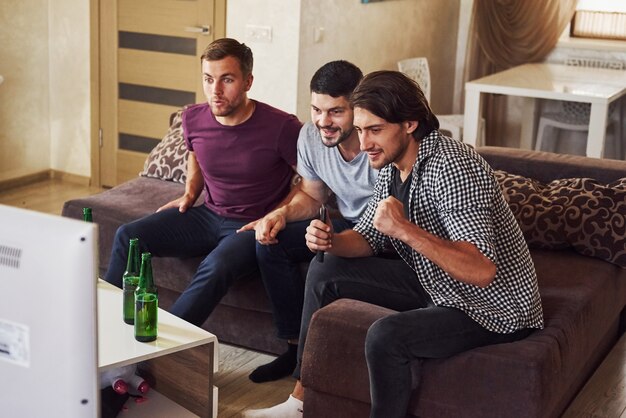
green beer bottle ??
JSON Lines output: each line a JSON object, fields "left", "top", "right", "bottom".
{"left": 122, "top": 238, "right": 140, "bottom": 325}
{"left": 82, "top": 207, "right": 93, "bottom": 222}
{"left": 134, "top": 252, "right": 158, "bottom": 342}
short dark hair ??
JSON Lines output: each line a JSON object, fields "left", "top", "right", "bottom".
{"left": 310, "top": 60, "right": 363, "bottom": 98}
{"left": 350, "top": 71, "right": 439, "bottom": 140}
{"left": 201, "top": 38, "right": 253, "bottom": 76}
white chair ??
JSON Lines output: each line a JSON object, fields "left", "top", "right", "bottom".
{"left": 535, "top": 57, "right": 624, "bottom": 159}
{"left": 398, "top": 57, "right": 484, "bottom": 143}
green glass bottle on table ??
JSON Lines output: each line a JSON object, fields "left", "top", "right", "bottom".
{"left": 134, "top": 252, "right": 158, "bottom": 342}
{"left": 122, "top": 238, "right": 140, "bottom": 325}
{"left": 82, "top": 207, "right": 92, "bottom": 222}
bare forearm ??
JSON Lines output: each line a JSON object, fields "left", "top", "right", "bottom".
{"left": 184, "top": 152, "right": 204, "bottom": 200}
{"left": 278, "top": 191, "right": 322, "bottom": 221}
{"left": 184, "top": 177, "right": 203, "bottom": 201}
{"left": 327, "top": 229, "right": 374, "bottom": 258}
{"left": 397, "top": 222, "right": 496, "bottom": 287}
{"left": 274, "top": 178, "right": 328, "bottom": 222}
{"left": 157, "top": 152, "right": 204, "bottom": 212}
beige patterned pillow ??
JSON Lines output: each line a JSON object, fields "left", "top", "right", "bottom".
{"left": 140, "top": 109, "right": 188, "bottom": 184}
{"left": 495, "top": 170, "right": 626, "bottom": 268}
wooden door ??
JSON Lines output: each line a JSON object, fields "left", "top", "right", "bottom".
{"left": 99, "top": 0, "right": 225, "bottom": 187}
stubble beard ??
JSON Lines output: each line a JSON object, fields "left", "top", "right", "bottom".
{"left": 318, "top": 125, "right": 354, "bottom": 148}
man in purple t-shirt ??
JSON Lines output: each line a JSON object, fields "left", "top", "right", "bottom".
{"left": 104, "top": 38, "right": 302, "bottom": 328}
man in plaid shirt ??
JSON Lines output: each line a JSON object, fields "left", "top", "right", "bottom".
{"left": 244, "top": 71, "right": 543, "bottom": 418}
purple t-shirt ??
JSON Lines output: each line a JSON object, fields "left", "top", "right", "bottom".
{"left": 183, "top": 101, "right": 301, "bottom": 221}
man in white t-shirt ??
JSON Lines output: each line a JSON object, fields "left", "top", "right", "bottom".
{"left": 238, "top": 60, "right": 378, "bottom": 383}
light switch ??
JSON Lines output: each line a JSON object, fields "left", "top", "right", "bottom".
{"left": 245, "top": 24, "right": 272, "bottom": 43}
{"left": 314, "top": 27, "right": 325, "bottom": 43}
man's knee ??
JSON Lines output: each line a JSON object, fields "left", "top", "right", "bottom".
{"left": 255, "top": 241, "right": 285, "bottom": 263}
{"left": 305, "top": 256, "right": 338, "bottom": 291}
{"left": 365, "top": 316, "right": 403, "bottom": 361}
{"left": 115, "top": 220, "right": 147, "bottom": 246}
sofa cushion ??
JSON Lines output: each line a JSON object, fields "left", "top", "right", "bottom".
{"left": 495, "top": 170, "right": 626, "bottom": 268}
{"left": 140, "top": 110, "right": 188, "bottom": 184}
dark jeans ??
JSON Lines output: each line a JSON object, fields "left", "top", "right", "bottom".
{"left": 104, "top": 205, "right": 258, "bottom": 327}
{"left": 294, "top": 255, "right": 531, "bottom": 418}
{"left": 255, "top": 218, "right": 354, "bottom": 340}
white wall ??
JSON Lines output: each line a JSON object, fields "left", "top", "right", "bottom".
{"left": 0, "top": 0, "right": 91, "bottom": 183}
{"left": 0, "top": 0, "right": 51, "bottom": 182}
{"left": 49, "top": 0, "right": 91, "bottom": 178}
{"left": 226, "top": 0, "right": 302, "bottom": 114}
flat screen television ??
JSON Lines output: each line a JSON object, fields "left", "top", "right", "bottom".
{"left": 0, "top": 204, "right": 99, "bottom": 417}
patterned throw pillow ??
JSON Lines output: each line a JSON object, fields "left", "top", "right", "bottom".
{"left": 495, "top": 170, "right": 626, "bottom": 268}
{"left": 140, "top": 109, "right": 188, "bottom": 184}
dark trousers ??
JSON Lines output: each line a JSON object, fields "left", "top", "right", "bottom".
{"left": 295, "top": 255, "right": 531, "bottom": 418}
{"left": 104, "top": 205, "right": 258, "bottom": 327}
{"left": 255, "top": 218, "right": 354, "bottom": 339}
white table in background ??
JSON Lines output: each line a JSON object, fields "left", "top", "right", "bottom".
{"left": 98, "top": 280, "right": 219, "bottom": 418}
{"left": 463, "top": 63, "right": 626, "bottom": 158}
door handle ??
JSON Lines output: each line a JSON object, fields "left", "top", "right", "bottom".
{"left": 184, "top": 25, "right": 211, "bottom": 35}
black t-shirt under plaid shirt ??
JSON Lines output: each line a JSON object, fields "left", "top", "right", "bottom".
{"left": 354, "top": 131, "right": 544, "bottom": 334}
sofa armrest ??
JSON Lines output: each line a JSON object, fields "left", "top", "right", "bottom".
{"left": 301, "top": 299, "right": 395, "bottom": 405}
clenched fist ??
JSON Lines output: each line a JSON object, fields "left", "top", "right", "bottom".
{"left": 373, "top": 196, "right": 409, "bottom": 239}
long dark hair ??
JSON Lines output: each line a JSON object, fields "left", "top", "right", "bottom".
{"left": 350, "top": 71, "right": 439, "bottom": 140}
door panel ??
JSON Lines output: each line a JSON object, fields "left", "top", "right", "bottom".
{"left": 117, "top": 151, "right": 151, "bottom": 184}
{"left": 99, "top": 0, "right": 224, "bottom": 187}
{"left": 117, "top": 100, "right": 177, "bottom": 140}
{"left": 118, "top": 49, "right": 198, "bottom": 91}
{"left": 119, "top": 0, "right": 203, "bottom": 36}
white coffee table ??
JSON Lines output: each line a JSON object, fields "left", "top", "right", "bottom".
{"left": 98, "top": 280, "right": 218, "bottom": 417}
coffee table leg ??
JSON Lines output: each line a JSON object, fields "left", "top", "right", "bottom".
{"left": 138, "top": 341, "right": 214, "bottom": 417}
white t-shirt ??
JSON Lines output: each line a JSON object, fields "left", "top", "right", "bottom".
{"left": 297, "top": 122, "right": 378, "bottom": 222}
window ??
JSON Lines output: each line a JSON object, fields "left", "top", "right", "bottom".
{"left": 570, "top": 0, "right": 626, "bottom": 41}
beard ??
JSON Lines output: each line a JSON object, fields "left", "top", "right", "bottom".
{"left": 316, "top": 124, "right": 354, "bottom": 148}
{"left": 367, "top": 142, "right": 408, "bottom": 170}
{"left": 210, "top": 94, "right": 246, "bottom": 117}
{"left": 210, "top": 101, "right": 235, "bottom": 117}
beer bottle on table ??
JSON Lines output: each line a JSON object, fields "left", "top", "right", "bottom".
{"left": 122, "top": 238, "right": 140, "bottom": 325}
{"left": 134, "top": 252, "right": 158, "bottom": 342}
{"left": 82, "top": 207, "right": 93, "bottom": 222}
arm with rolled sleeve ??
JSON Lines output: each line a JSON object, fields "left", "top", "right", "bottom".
{"left": 413, "top": 157, "right": 498, "bottom": 287}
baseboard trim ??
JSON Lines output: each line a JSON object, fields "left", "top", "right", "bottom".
{"left": 0, "top": 170, "right": 91, "bottom": 191}
{"left": 0, "top": 170, "right": 51, "bottom": 191}
{"left": 50, "top": 170, "right": 91, "bottom": 186}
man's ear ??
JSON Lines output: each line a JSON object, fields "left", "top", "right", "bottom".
{"left": 245, "top": 74, "right": 254, "bottom": 92}
{"left": 406, "top": 120, "right": 419, "bottom": 135}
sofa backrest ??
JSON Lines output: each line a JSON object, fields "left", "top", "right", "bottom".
{"left": 477, "top": 146, "right": 626, "bottom": 183}
{"left": 477, "top": 146, "right": 626, "bottom": 268}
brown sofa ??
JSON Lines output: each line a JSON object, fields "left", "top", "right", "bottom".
{"left": 62, "top": 111, "right": 626, "bottom": 416}
{"left": 62, "top": 175, "right": 289, "bottom": 355}
{"left": 300, "top": 147, "right": 626, "bottom": 418}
